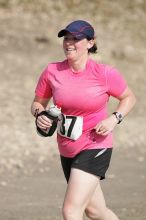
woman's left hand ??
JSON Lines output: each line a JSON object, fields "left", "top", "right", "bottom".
{"left": 94, "top": 115, "right": 118, "bottom": 136}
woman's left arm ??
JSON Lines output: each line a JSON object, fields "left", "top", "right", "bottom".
{"left": 94, "top": 87, "right": 136, "bottom": 136}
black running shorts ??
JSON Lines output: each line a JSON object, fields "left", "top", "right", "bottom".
{"left": 60, "top": 148, "right": 112, "bottom": 182}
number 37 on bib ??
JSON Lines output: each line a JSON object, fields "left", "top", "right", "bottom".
{"left": 57, "top": 114, "right": 83, "bottom": 140}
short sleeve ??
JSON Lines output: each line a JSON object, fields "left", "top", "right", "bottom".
{"left": 35, "top": 66, "right": 52, "bottom": 99}
{"left": 106, "top": 66, "right": 127, "bottom": 98}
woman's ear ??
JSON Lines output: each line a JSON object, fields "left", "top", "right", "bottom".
{"left": 87, "top": 39, "right": 95, "bottom": 49}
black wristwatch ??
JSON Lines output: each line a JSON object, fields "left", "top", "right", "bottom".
{"left": 112, "top": 112, "right": 123, "bottom": 124}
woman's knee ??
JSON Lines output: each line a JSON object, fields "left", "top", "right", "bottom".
{"left": 62, "top": 204, "right": 73, "bottom": 219}
{"left": 62, "top": 203, "right": 83, "bottom": 220}
{"left": 85, "top": 206, "right": 107, "bottom": 220}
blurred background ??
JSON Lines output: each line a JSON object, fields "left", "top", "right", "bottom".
{"left": 0, "top": 0, "right": 145, "bottom": 173}
{"left": 0, "top": 0, "right": 146, "bottom": 219}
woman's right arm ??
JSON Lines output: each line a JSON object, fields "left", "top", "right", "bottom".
{"left": 31, "top": 96, "right": 49, "bottom": 117}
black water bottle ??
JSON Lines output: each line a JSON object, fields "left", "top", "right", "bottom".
{"left": 36, "top": 105, "right": 61, "bottom": 137}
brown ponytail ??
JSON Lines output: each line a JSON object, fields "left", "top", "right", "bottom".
{"left": 88, "top": 43, "right": 98, "bottom": 54}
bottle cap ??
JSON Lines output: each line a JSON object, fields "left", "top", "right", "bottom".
{"left": 49, "top": 105, "right": 61, "bottom": 117}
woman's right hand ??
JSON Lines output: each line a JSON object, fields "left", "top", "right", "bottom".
{"left": 36, "top": 114, "right": 52, "bottom": 130}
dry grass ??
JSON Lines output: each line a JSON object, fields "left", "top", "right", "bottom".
{"left": 0, "top": 0, "right": 146, "bottom": 13}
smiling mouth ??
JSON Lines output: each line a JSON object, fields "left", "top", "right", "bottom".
{"left": 66, "top": 48, "right": 76, "bottom": 51}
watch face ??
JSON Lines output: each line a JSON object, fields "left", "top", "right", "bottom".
{"left": 113, "top": 112, "right": 123, "bottom": 123}
{"left": 117, "top": 113, "right": 122, "bottom": 120}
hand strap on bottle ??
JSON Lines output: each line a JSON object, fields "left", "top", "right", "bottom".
{"left": 35, "top": 111, "right": 57, "bottom": 137}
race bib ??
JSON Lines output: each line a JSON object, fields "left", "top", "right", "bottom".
{"left": 57, "top": 114, "right": 83, "bottom": 140}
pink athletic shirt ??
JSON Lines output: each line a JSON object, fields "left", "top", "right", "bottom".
{"left": 35, "top": 58, "right": 127, "bottom": 157}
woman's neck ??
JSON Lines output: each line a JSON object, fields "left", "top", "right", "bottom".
{"left": 68, "top": 55, "right": 89, "bottom": 73}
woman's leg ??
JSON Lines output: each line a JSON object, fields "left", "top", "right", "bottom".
{"left": 85, "top": 183, "right": 119, "bottom": 220}
{"left": 62, "top": 168, "right": 99, "bottom": 220}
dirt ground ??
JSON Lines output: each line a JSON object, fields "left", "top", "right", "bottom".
{"left": 0, "top": 1, "right": 146, "bottom": 219}
{"left": 0, "top": 150, "right": 146, "bottom": 220}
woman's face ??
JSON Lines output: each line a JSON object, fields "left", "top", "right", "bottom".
{"left": 63, "top": 33, "right": 93, "bottom": 62}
